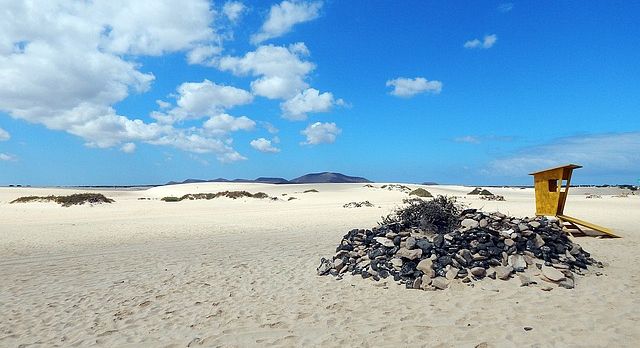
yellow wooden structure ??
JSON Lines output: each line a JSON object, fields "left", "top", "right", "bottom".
{"left": 529, "top": 164, "right": 621, "bottom": 238}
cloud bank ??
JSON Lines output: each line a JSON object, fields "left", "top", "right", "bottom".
{"left": 484, "top": 132, "right": 640, "bottom": 180}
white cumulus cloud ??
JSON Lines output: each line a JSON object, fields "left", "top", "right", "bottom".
{"left": 217, "top": 43, "right": 315, "bottom": 99}
{"left": 386, "top": 77, "right": 442, "bottom": 98}
{"left": 251, "top": 0, "right": 323, "bottom": 44}
{"left": 250, "top": 138, "right": 281, "bottom": 153}
{"left": 281, "top": 88, "right": 335, "bottom": 120}
{"left": 464, "top": 34, "right": 497, "bottom": 49}
{"left": 300, "top": 122, "right": 341, "bottom": 145}
{"left": 203, "top": 114, "right": 256, "bottom": 135}
{"left": 173, "top": 80, "right": 253, "bottom": 120}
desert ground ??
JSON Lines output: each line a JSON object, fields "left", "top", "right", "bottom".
{"left": 1, "top": 183, "right": 639, "bottom": 347}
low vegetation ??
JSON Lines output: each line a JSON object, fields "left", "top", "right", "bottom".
{"left": 467, "top": 187, "right": 494, "bottom": 195}
{"left": 161, "top": 191, "right": 270, "bottom": 202}
{"left": 409, "top": 188, "right": 433, "bottom": 197}
{"left": 382, "top": 195, "right": 461, "bottom": 234}
{"left": 303, "top": 189, "right": 319, "bottom": 193}
{"left": 343, "top": 201, "right": 375, "bottom": 208}
{"left": 381, "top": 184, "right": 411, "bottom": 193}
{"left": 10, "top": 193, "right": 114, "bottom": 207}
{"left": 479, "top": 195, "right": 506, "bottom": 201}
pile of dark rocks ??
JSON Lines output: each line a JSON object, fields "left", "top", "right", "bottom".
{"left": 318, "top": 199, "right": 602, "bottom": 291}
{"left": 479, "top": 195, "right": 505, "bottom": 201}
{"left": 343, "top": 201, "right": 375, "bottom": 208}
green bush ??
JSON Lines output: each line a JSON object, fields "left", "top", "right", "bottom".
{"left": 382, "top": 195, "right": 461, "bottom": 234}
{"left": 409, "top": 188, "right": 433, "bottom": 197}
{"left": 467, "top": 187, "right": 494, "bottom": 195}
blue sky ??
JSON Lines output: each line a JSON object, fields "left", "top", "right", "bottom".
{"left": 1, "top": 1, "right": 639, "bottom": 186}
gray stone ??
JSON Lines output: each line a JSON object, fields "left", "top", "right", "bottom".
{"left": 396, "top": 247, "right": 423, "bottom": 260}
{"left": 552, "top": 263, "right": 569, "bottom": 270}
{"left": 529, "top": 221, "right": 541, "bottom": 228}
{"left": 390, "top": 258, "right": 403, "bottom": 270}
{"left": 504, "top": 238, "right": 515, "bottom": 247}
{"left": 374, "top": 237, "right": 395, "bottom": 248}
{"left": 333, "top": 258, "right": 345, "bottom": 272}
{"left": 523, "top": 254, "right": 535, "bottom": 266}
{"left": 412, "top": 277, "right": 422, "bottom": 289}
{"left": 446, "top": 267, "right": 459, "bottom": 280}
{"left": 500, "top": 229, "right": 514, "bottom": 238}
{"left": 431, "top": 277, "right": 449, "bottom": 290}
{"left": 458, "top": 249, "right": 472, "bottom": 264}
{"left": 416, "top": 259, "right": 432, "bottom": 272}
{"left": 495, "top": 265, "right": 514, "bottom": 280}
{"left": 461, "top": 219, "right": 479, "bottom": 230}
{"left": 534, "top": 234, "right": 545, "bottom": 248}
{"left": 470, "top": 267, "right": 486, "bottom": 278}
{"left": 317, "top": 258, "right": 332, "bottom": 275}
{"left": 518, "top": 273, "right": 537, "bottom": 286}
{"left": 472, "top": 253, "right": 488, "bottom": 261}
{"left": 417, "top": 259, "right": 435, "bottom": 278}
{"left": 405, "top": 236, "right": 417, "bottom": 249}
{"left": 479, "top": 218, "right": 489, "bottom": 228}
{"left": 541, "top": 266, "right": 566, "bottom": 282}
{"left": 509, "top": 254, "right": 527, "bottom": 271}
{"left": 558, "top": 278, "right": 575, "bottom": 289}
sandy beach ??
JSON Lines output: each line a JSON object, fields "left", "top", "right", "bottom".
{"left": 1, "top": 183, "right": 639, "bottom": 347}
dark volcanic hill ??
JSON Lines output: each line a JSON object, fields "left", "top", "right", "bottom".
{"left": 290, "top": 172, "right": 372, "bottom": 184}
{"left": 254, "top": 177, "right": 290, "bottom": 184}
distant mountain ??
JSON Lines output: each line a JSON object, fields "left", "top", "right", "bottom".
{"left": 290, "top": 172, "right": 372, "bottom": 184}
{"left": 254, "top": 177, "right": 290, "bottom": 184}
{"left": 166, "top": 172, "right": 372, "bottom": 185}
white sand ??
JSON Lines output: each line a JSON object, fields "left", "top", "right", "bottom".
{"left": 1, "top": 183, "right": 639, "bottom": 347}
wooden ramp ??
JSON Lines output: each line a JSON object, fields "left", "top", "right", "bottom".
{"left": 558, "top": 214, "right": 622, "bottom": 238}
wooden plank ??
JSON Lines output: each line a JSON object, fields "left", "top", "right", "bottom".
{"left": 558, "top": 214, "right": 622, "bottom": 238}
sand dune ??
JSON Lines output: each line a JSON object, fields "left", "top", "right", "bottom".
{"left": 1, "top": 183, "right": 639, "bottom": 347}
